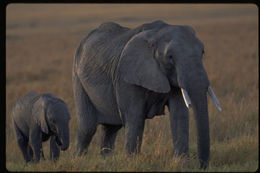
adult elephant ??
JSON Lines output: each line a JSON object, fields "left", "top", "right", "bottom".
{"left": 72, "top": 20, "right": 221, "bottom": 169}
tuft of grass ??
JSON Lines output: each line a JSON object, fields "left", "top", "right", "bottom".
{"left": 210, "top": 136, "right": 258, "bottom": 167}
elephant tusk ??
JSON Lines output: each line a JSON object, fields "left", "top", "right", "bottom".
{"left": 208, "top": 86, "right": 222, "bottom": 111}
{"left": 181, "top": 88, "right": 192, "bottom": 109}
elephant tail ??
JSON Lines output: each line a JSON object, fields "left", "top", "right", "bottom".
{"left": 73, "top": 44, "right": 82, "bottom": 76}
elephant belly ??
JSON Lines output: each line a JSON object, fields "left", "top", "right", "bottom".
{"left": 146, "top": 93, "right": 169, "bottom": 119}
{"left": 146, "top": 104, "right": 166, "bottom": 119}
{"left": 82, "top": 77, "right": 122, "bottom": 125}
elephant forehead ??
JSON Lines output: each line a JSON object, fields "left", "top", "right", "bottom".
{"left": 156, "top": 26, "right": 203, "bottom": 52}
{"left": 168, "top": 35, "right": 204, "bottom": 55}
{"left": 48, "top": 102, "right": 70, "bottom": 120}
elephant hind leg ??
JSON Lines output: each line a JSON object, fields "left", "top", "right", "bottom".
{"left": 75, "top": 127, "right": 97, "bottom": 156}
{"left": 73, "top": 73, "right": 98, "bottom": 156}
{"left": 27, "top": 145, "right": 33, "bottom": 161}
{"left": 13, "top": 121, "right": 32, "bottom": 163}
{"left": 100, "top": 124, "right": 122, "bottom": 156}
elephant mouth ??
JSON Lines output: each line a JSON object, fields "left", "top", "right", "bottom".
{"left": 55, "top": 137, "right": 63, "bottom": 146}
{"left": 180, "top": 86, "right": 222, "bottom": 111}
{"left": 55, "top": 136, "right": 69, "bottom": 150}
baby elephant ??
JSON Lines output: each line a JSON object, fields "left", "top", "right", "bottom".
{"left": 12, "top": 91, "right": 70, "bottom": 163}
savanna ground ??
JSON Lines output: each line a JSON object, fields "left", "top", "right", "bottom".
{"left": 6, "top": 4, "right": 258, "bottom": 172}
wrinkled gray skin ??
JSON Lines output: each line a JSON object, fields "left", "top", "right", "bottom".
{"left": 12, "top": 91, "right": 70, "bottom": 163}
{"left": 73, "top": 20, "right": 210, "bottom": 169}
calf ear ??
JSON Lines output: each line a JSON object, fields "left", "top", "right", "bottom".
{"left": 32, "top": 97, "right": 49, "bottom": 134}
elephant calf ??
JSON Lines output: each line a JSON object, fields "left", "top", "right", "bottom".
{"left": 12, "top": 91, "right": 70, "bottom": 163}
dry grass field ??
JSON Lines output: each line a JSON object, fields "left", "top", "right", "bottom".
{"left": 6, "top": 4, "right": 258, "bottom": 171}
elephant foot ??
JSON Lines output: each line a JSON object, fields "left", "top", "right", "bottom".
{"left": 72, "top": 145, "right": 88, "bottom": 157}
{"left": 199, "top": 160, "right": 209, "bottom": 170}
{"left": 50, "top": 155, "right": 59, "bottom": 162}
{"left": 40, "top": 156, "right": 45, "bottom": 161}
{"left": 100, "top": 147, "right": 113, "bottom": 156}
{"left": 26, "top": 159, "right": 39, "bottom": 165}
{"left": 172, "top": 156, "right": 191, "bottom": 170}
{"left": 25, "top": 160, "right": 33, "bottom": 165}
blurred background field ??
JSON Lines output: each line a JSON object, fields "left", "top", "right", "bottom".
{"left": 6, "top": 4, "right": 258, "bottom": 171}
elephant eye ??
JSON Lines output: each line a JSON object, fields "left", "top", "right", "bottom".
{"left": 167, "top": 54, "right": 175, "bottom": 65}
{"left": 48, "top": 116, "right": 56, "bottom": 124}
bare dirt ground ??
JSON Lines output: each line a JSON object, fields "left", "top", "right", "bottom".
{"left": 6, "top": 4, "right": 258, "bottom": 171}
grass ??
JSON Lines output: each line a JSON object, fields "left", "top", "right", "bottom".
{"left": 6, "top": 4, "right": 258, "bottom": 172}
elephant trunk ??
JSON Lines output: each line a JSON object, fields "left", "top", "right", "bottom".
{"left": 178, "top": 72, "right": 221, "bottom": 168}
{"left": 177, "top": 62, "right": 211, "bottom": 169}
{"left": 189, "top": 91, "right": 210, "bottom": 169}
{"left": 58, "top": 126, "right": 70, "bottom": 151}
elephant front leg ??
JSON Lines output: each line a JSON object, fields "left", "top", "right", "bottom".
{"left": 27, "top": 146, "right": 34, "bottom": 162}
{"left": 125, "top": 117, "right": 145, "bottom": 154}
{"left": 117, "top": 83, "right": 146, "bottom": 154}
{"left": 50, "top": 136, "right": 60, "bottom": 161}
{"left": 40, "top": 146, "right": 45, "bottom": 160}
{"left": 168, "top": 89, "right": 189, "bottom": 157}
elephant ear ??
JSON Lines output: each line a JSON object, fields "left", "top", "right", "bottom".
{"left": 118, "top": 30, "right": 170, "bottom": 93}
{"left": 32, "top": 96, "right": 49, "bottom": 134}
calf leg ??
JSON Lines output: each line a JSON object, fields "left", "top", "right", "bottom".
{"left": 14, "top": 124, "right": 32, "bottom": 163}
{"left": 50, "top": 136, "right": 60, "bottom": 161}
{"left": 27, "top": 146, "right": 33, "bottom": 161}
{"left": 29, "top": 126, "right": 42, "bottom": 163}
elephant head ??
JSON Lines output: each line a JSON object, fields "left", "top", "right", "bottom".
{"left": 119, "top": 24, "right": 221, "bottom": 168}
{"left": 34, "top": 95, "right": 71, "bottom": 151}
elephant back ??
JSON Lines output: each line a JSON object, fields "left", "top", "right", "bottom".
{"left": 13, "top": 91, "right": 40, "bottom": 113}
{"left": 12, "top": 91, "right": 41, "bottom": 135}
{"left": 75, "top": 22, "right": 132, "bottom": 78}
{"left": 97, "top": 22, "right": 129, "bottom": 34}
{"left": 75, "top": 21, "right": 169, "bottom": 82}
